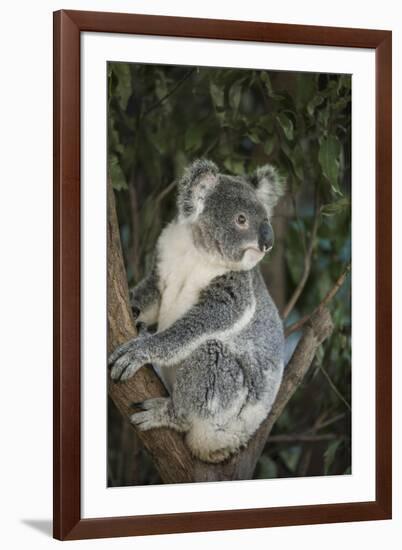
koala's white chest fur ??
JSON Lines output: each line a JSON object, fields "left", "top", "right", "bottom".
{"left": 156, "top": 221, "right": 227, "bottom": 332}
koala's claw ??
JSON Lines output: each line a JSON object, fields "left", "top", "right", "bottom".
{"left": 130, "top": 399, "right": 167, "bottom": 430}
{"left": 110, "top": 355, "right": 128, "bottom": 381}
{"left": 109, "top": 341, "right": 150, "bottom": 382}
{"left": 108, "top": 339, "right": 135, "bottom": 367}
{"left": 109, "top": 330, "right": 151, "bottom": 383}
{"left": 130, "top": 410, "right": 155, "bottom": 430}
{"left": 131, "top": 398, "right": 165, "bottom": 410}
{"left": 110, "top": 353, "right": 138, "bottom": 381}
{"left": 130, "top": 400, "right": 146, "bottom": 410}
{"left": 108, "top": 325, "right": 151, "bottom": 372}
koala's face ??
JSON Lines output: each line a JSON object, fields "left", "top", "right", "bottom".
{"left": 194, "top": 176, "right": 274, "bottom": 270}
{"left": 178, "top": 160, "right": 285, "bottom": 271}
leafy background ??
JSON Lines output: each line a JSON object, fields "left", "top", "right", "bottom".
{"left": 107, "top": 62, "right": 351, "bottom": 486}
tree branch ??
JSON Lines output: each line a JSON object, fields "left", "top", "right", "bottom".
{"left": 142, "top": 68, "right": 196, "bottom": 118}
{"left": 107, "top": 179, "right": 195, "bottom": 483}
{"left": 285, "top": 263, "right": 351, "bottom": 337}
{"left": 107, "top": 180, "right": 334, "bottom": 483}
{"left": 282, "top": 203, "right": 320, "bottom": 320}
{"left": 318, "top": 363, "right": 351, "bottom": 412}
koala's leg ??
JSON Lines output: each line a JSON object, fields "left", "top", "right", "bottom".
{"left": 130, "top": 397, "right": 189, "bottom": 433}
{"left": 172, "top": 340, "right": 253, "bottom": 463}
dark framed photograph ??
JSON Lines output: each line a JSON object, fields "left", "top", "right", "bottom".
{"left": 54, "top": 10, "right": 392, "bottom": 540}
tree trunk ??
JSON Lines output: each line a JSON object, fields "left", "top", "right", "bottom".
{"left": 107, "top": 181, "right": 334, "bottom": 483}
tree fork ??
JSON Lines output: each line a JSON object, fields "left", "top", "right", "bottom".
{"left": 107, "top": 181, "right": 334, "bottom": 483}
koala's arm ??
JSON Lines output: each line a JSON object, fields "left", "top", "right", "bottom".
{"left": 150, "top": 272, "right": 254, "bottom": 365}
{"left": 109, "top": 272, "right": 254, "bottom": 380}
{"left": 129, "top": 260, "right": 161, "bottom": 325}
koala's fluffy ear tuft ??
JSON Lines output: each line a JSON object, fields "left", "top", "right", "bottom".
{"left": 251, "top": 164, "right": 286, "bottom": 217}
{"left": 177, "top": 159, "right": 219, "bottom": 221}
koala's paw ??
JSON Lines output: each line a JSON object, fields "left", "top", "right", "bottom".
{"left": 129, "top": 293, "right": 141, "bottom": 320}
{"left": 108, "top": 338, "right": 135, "bottom": 367}
{"left": 130, "top": 398, "right": 167, "bottom": 431}
{"left": 109, "top": 340, "right": 149, "bottom": 382}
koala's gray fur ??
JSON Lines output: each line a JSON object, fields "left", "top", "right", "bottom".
{"left": 109, "top": 159, "right": 285, "bottom": 463}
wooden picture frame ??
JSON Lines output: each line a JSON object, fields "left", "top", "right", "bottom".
{"left": 53, "top": 9, "right": 392, "bottom": 540}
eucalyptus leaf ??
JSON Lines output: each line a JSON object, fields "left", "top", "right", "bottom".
{"left": 109, "top": 154, "right": 127, "bottom": 190}
{"left": 112, "top": 63, "right": 132, "bottom": 111}
{"left": 318, "top": 136, "right": 342, "bottom": 195}
{"left": 293, "top": 73, "right": 317, "bottom": 110}
{"left": 229, "top": 80, "right": 243, "bottom": 115}
{"left": 260, "top": 71, "right": 284, "bottom": 100}
{"left": 276, "top": 112, "right": 294, "bottom": 141}
{"left": 247, "top": 129, "right": 262, "bottom": 144}
{"left": 263, "top": 139, "right": 275, "bottom": 156}
{"left": 307, "top": 94, "right": 325, "bottom": 116}
{"left": 210, "top": 81, "right": 224, "bottom": 109}
{"left": 321, "top": 197, "right": 350, "bottom": 216}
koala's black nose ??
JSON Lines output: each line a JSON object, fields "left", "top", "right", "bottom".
{"left": 258, "top": 221, "right": 274, "bottom": 252}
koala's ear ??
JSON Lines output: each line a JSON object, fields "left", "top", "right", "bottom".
{"left": 177, "top": 159, "right": 219, "bottom": 221}
{"left": 251, "top": 164, "right": 286, "bottom": 217}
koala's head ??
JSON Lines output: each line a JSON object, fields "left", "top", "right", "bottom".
{"left": 177, "top": 159, "right": 285, "bottom": 271}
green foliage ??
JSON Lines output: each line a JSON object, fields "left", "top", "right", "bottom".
{"left": 319, "top": 136, "right": 342, "bottom": 195}
{"left": 108, "top": 62, "right": 351, "bottom": 484}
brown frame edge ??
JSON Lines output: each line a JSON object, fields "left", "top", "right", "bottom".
{"left": 53, "top": 9, "right": 392, "bottom": 541}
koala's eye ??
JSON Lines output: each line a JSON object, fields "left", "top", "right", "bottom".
{"left": 236, "top": 214, "right": 248, "bottom": 228}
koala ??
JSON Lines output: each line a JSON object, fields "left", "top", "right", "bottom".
{"left": 109, "top": 159, "right": 285, "bottom": 463}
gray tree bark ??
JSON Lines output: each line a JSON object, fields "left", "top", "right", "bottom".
{"left": 107, "top": 182, "right": 334, "bottom": 483}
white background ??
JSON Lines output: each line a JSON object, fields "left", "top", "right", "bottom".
{"left": 0, "top": 0, "right": 400, "bottom": 548}
{"left": 82, "top": 33, "right": 376, "bottom": 518}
